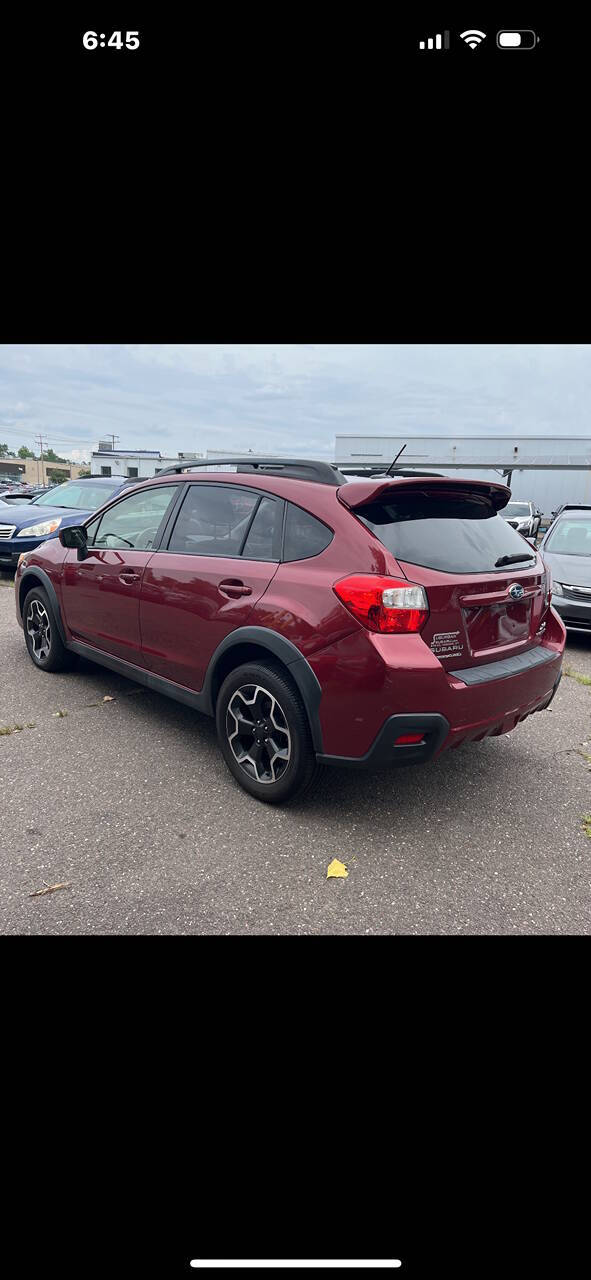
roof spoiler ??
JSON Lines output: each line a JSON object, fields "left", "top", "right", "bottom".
{"left": 337, "top": 475, "right": 512, "bottom": 513}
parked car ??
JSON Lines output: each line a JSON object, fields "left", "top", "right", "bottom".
{"left": 545, "top": 502, "right": 591, "bottom": 535}
{"left": 539, "top": 508, "right": 591, "bottom": 633}
{"left": 14, "top": 458, "right": 565, "bottom": 804}
{"left": 0, "top": 485, "right": 28, "bottom": 498}
{"left": 501, "top": 500, "right": 543, "bottom": 539}
{"left": 0, "top": 476, "right": 130, "bottom": 570}
{"left": 0, "top": 490, "right": 36, "bottom": 504}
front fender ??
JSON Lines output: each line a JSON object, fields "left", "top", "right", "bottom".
{"left": 18, "top": 566, "right": 68, "bottom": 645}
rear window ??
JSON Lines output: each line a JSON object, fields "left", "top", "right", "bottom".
{"left": 356, "top": 492, "right": 537, "bottom": 574}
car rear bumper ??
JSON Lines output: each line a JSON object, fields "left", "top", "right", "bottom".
{"left": 316, "top": 672, "right": 562, "bottom": 769}
{"left": 309, "top": 609, "right": 565, "bottom": 765}
{"left": 317, "top": 713, "right": 451, "bottom": 768}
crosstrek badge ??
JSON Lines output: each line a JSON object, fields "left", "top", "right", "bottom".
{"left": 430, "top": 631, "right": 464, "bottom": 656}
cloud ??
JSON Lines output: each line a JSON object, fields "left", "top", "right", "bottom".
{"left": 0, "top": 344, "right": 589, "bottom": 460}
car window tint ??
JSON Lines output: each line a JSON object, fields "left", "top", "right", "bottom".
{"left": 168, "top": 485, "right": 260, "bottom": 556}
{"left": 283, "top": 503, "right": 333, "bottom": 561}
{"left": 92, "top": 486, "right": 176, "bottom": 551}
{"left": 241, "top": 497, "right": 280, "bottom": 561}
{"left": 356, "top": 493, "right": 536, "bottom": 573}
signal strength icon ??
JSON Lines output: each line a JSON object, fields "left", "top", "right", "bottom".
{"left": 418, "top": 31, "right": 450, "bottom": 50}
{"left": 459, "top": 29, "right": 487, "bottom": 49}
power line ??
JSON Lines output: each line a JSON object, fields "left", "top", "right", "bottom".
{"left": 0, "top": 425, "right": 96, "bottom": 452}
{"left": 35, "top": 435, "right": 46, "bottom": 485}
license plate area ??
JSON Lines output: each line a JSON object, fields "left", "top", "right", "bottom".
{"left": 463, "top": 599, "right": 532, "bottom": 657}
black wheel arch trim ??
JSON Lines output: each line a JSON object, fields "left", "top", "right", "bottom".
{"left": 19, "top": 567, "right": 68, "bottom": 646}
{"left": 201, "top": 626, "right": 324, "bottom": 753}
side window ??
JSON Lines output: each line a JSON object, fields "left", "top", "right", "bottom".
{"left": 168, "top": 485, "right": 260, "bottom": 556}
{"left": 91, "top": 486, "right": 177, "bottom": 551}
{"left": 283, "top": 503, "right": 333, "bottom": 561}
{"left": 241, "top": 497, "right": 281, "bottom": 562}
{"left": 85, "top": 515, "right": 101, "bottom": 546}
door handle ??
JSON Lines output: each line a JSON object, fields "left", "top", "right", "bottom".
{"left": 218, "top": 578, "right": 252, "bottom": 598}
{"left": 119, "top": 572, "right": 140, "bottom": 585}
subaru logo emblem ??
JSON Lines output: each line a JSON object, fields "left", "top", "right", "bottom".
{"left": 509, "top": 583, "right": 525, "bottom": 600}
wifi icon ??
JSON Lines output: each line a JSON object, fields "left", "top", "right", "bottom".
{"left": 459, "top": 29, "right": 487, "bottom": 49}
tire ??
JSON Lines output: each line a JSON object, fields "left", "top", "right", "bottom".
{"left": 22, "top": 585, "right": 74, "bottom": 672}
{"left": 215, "top": 660, "right": 322, "bottom": 804}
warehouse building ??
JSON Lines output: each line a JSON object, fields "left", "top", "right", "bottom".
{"left": 334, "top": 435, "right": 591, "bottom": 518}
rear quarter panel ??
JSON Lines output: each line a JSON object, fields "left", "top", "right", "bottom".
{"left": 249, "top": 505, "right": 390, "bottom": 657}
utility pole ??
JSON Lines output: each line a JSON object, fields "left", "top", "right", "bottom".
{"left": 35, "top": 435, "right": 46, "bottom": 484}
{"left": 109, "top": 434, "right": 120, "bottom": 451}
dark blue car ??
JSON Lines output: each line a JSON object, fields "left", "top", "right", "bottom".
{"left": 0, "top": 476, "right": 129, "bottom": 570}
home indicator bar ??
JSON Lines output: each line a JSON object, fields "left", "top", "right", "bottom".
{"left": 190, "top": 1264, "right": 402, "bottom": 1271}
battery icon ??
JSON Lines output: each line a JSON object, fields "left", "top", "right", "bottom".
{"left": 497, "top": 30, "right": 538, "bottom": 49}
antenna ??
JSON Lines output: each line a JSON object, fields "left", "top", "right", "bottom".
{"left": 386, "top": 443, "right": 407, "bottom": 476}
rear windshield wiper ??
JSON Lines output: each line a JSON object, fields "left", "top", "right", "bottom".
{"left": 494, "top": 552, "right": 536, "bottom": 567}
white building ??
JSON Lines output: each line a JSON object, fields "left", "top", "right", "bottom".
{"left": 91, "top": 446, "right": 204, "bottom": 479}
{"left": 91, "top": 446, "right": 286, "bottom": 480}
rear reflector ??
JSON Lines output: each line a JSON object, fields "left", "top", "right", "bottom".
{"left": 394, "top": 733, "right": 425, "bottom": 745}
{"left": 333, "top": 574, "right": 429, "bottom": 634}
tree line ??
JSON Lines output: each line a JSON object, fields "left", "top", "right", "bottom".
{"left": 0, "top": 442, "right": 70, "bottom": 463}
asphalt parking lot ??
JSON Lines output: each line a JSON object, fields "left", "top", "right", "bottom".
{"left": 1, "top": 571, "right": 590, "bottom": 934}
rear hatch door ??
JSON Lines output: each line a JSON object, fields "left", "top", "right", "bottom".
{"left": 339, "top": 477, "right": 549, "bottom": 670}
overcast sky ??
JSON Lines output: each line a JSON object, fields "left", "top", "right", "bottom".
{"left": 0, "top": 344, "right": 589, "bottom": 462}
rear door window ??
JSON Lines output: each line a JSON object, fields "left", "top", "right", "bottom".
{"left": 283, "top": 503, "right": 333, "bottom": 561}
{"left": 167, "top": 484, "right": 260, "bottom": 556}
{"left": 356, "top": 492, "right": 536, "bottom": 573}
{"left": 241, "top": 497, "right": 282, "bottom": 561}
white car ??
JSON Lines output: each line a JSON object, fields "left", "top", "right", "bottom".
{"left": 502, "top": 500, "right": 542, "bottom": 538}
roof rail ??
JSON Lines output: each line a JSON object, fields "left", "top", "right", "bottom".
{"left": 155, "top": 457, "right": 348, "bottom": 486}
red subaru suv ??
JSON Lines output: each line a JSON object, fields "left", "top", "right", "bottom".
{"left": 14, "top": 458, "right": 565, "bottom": 804}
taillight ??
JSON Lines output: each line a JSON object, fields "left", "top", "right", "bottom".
{"left": 333, "top": 575, "right": 429, "bottom": 634}
{"left": 545, "top": 565, "right": 552, "bottom": 605}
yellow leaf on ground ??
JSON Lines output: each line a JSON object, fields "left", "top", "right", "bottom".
{"left": 327, "top": 858, "right": 349, "bottom": 879}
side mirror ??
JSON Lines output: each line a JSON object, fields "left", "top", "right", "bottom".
{"left": 59, "top": 525, "right": 88, "bottom": 558}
